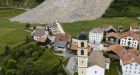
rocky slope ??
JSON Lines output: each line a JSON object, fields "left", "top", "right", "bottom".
{"left": 10, "top": 0, "right": 113, "bottom": 24}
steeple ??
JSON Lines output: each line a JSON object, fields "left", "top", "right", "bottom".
{"left": 77, "top": 32, "right": 88, "bottom": 75}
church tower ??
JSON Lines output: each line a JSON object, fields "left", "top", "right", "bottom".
{"left": 77, "top": 33, "right": 88, "bottom": 75}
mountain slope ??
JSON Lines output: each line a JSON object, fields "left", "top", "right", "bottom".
{"left": 10, "top": 0, "right": 113, "bottom": 24}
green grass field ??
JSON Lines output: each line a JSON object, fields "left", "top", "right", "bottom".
{"left": 0, "top": 8, "right": 29, "bottom": 52}
{"left": 62, "top": 18, "right": 140, "bottom": 37}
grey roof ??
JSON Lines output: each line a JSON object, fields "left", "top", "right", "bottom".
{"left": 47, "top": 23, "right": 57, "bottom": 28}
{"left": 90, "top": 27, "right": 104, "bottom": 33}
{"left": 53, "top": 41, "right": 67, "bottom": 47}
{"left": 32, "top": 29, "right": 46, "bottom": 36}
{"left": 88, "top": 50, "right": 110, "bottom": 69}
{"left": 104, "top": 26, "right": 117, "bottom": 32}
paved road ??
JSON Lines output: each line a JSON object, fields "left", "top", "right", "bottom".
{"left": 66, "top": 56, "right": 78, "bottom": 74}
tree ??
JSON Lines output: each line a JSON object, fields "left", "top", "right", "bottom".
{"left": 25, "top": 35, "right": 33, "bottom": 43}
{"left": 3, "top": 45, "right": 10, "bottom": 56}
{"left": 25, "top": 23, "right": 30, "bottom": 29}
{"left": 35, "top": 0, "right": 45, "bottom": 4}
{"left": 5, "top": 59, "right": 17, "bottom": 69}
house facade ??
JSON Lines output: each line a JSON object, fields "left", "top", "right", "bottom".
{"left": 106, "top": 32, "right": 120, "bottom": 44}
{"left": 120, "top": 31, "right": 140, "bottom": 49}
{"left": 120, "top": 60, "right": 140, "bottom": 75}
{"left": 89, "top": 27, "right": 104, "bottom": 44}
{"left": 117, "top": 26, "right": 124, "bottom": 32}
{"left": 130, "top": 24, "right": 140, "bottom": 32}
{"left": 120, "top": 49, "right": 140, "bottom": 75}
{"left": 86, "top": 65, "right": 105, "bottom": 75}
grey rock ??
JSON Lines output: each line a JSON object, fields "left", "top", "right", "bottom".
{"left": 10, "top": 0, "right": 113, "bottom": 24}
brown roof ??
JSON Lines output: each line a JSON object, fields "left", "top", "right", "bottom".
{"left": 106, "top": 44, "right": 140, "bottom": 65}
{"left": 55, "top": 33, "right": 71, "bottom": 42}
{"left": 106, "top": 44, "right": 126, "bottom": 57}
{"left": 106, "top": 32, "right": 120, "bottom": 39}
{"left": 70, "top": 43, "right": 92, "bottom": 53}
{"left": 121, "top": 53, "right": 134, "bottom": 65}
{"left": 130, "top": 24, "right": 139, "bottom": 29}
{"left": 135, "top": 57, "right": 140, "bottom": 64}
{"left": 121, "top": 31, "right": 140, "bottom": 41}
{"left": 128, "top": 49, "right": 140, "bottom": 56}
{"left": 88, "top": 50, "right": 110, "bottom": 69}
{"left": 38, "top": 36, "right": 47, "bottom": 43}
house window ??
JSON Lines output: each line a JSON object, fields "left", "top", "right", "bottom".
{"left": 81, "top": 42, "right": 84, "bottom": 47}
{"left": 128, "top": 38, "right": 131, "bottom": 40}
{"left": 95, "top": 71, "right": 97, "bottom": 73}
{"left": 81, "top": 50, "right": 84, "bottom": 55}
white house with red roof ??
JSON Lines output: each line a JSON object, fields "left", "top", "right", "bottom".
{"left": 120, "top": 49, "right": 140, "bottom": 75}
{"left": 106, "top": 44, "right": 140, "bottom": 75}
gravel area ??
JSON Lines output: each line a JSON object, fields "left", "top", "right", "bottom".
{"left": 10, "top": 0, "right": 113, "bottom": 24}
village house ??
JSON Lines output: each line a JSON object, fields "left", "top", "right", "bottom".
{"left": 106, "top": 44, "right": 140, "bottom": 75}
{"left": 86, "top": 50, "right": 110, "bottom": 75}
{"left": 120, "top": 49, "right": 140, "bottom": 75}
{"left": 130, "top": 24, "right": 140, "bottom": 32}
{"left": 31, "top": 29, "right": 48, "bottom": 41}
{"left": 120, "top": 31, "right": 140, "bottom": 49}
{"left": 89, "top": 27, "right": 104, "bottom": 44}
{"left": 102, "top": 25, "right": 117, "bottom": 33}
{"left": 117, "top": 26, "right": 124, "bottom": 32}
{"left": 106, "top": 32, "right": 120, "bottom": 44}
{"left": 52, "top": 34, "right": 71, "bottom": 52}
{"left": 106, "top": 44, "right": 126, "bottom": 59}
{"left": 47, "top": 22, "right": 65, "bottom": 35}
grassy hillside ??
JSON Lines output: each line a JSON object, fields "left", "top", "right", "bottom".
{"left": 62, "top": 18, "right": 140, "bottom": 37}
{"left": 0, "top": 8, "right": 29, "bottom": 52}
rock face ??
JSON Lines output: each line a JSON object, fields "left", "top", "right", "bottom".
{"left": 10, "top": 0, "right": 113, "bottom": 24}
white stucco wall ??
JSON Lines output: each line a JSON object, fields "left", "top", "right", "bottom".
{"left": 120, "top": 60, "right": 140, "bottom": 75}
{"left": 130, "top": 27, "right": 140, "bottom": 32}
{"left": 89, "top": 32, "right": 104, "bottom": 44}
{"left": 120, "top": 36, "right": 138, "bottom": 49}
{"left": 86, "top": 65, "right": 105, "bottom": 75}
